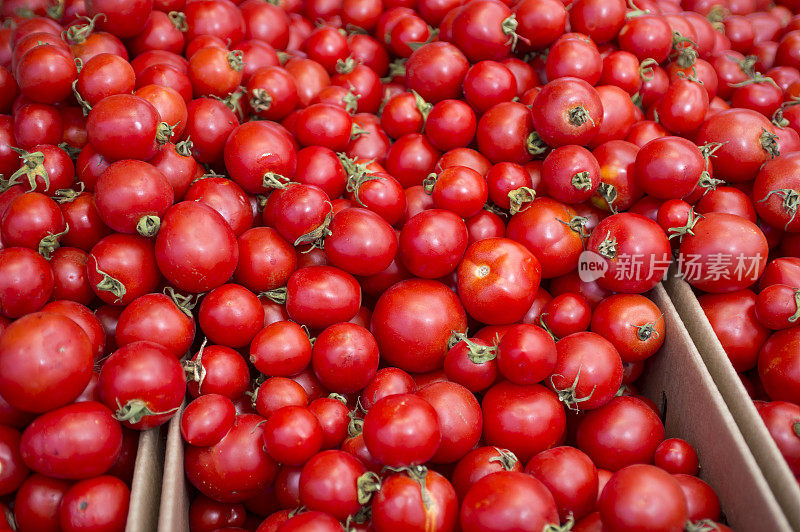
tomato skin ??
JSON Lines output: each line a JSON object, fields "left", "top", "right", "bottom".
{"left": 371, "top": 279, "right": 467, "bottom": 373}
{"left": 186, "top": 414, "right": 278, "bottom": 503}
{"left": 674, "top": 474, "right": 720, "bottom": 522}
{"left": 263, "top": 406, "right": 323, "bottom": 466}
{"left": 199, "top": 284, "right": 264, "bottom": 348}
{"left": 190, "top": 495, "right": 247, "bottom": 532}
{"left": 525, "top": 446, "right": 598, "bottom": 521}
{"left": 284, "top": 266, "right": 361, "bottom": 330}
{"left": 59, "top": 475, "right": 130, "bottom": 532}
{"left": 634, "top": 136, "right": 705, "bottom": 200}
{"left": 753, "top": 151, "right": 800, "bottom": 232}
{"left": 372, "top": 468, "right": 459, "bottom": 532}
{"left": 590, "top": 294, "right": 665, "bottom": 363}
{"left": 481, "top": 382, "right": 566, "bottom": 463}
{"left": 115, "top": 292, "right": 195, "bottom": 358}
{"left": 0, "top": 247, "right": 53, "bottom": 318}
{"left": 576, "top": 396, "right": 665, "bottom": 471}
{"left": 0, "top": 312, "right": 92, "bottom": 413}
{"left": 460, "top": 471, "right": 559, "bottom": 532}
{"left": 98, "top": 340, "right": 186, "bottom": 430}
{"left": 298, "top": 450, "right": 365, "bottom": 521}
{"left": 20, "top": 401, "right": 123, "bottom": 480}
{"left": 758, "top": 327, "right": 800, "bottom": 404}
{"left": 495, "top": 324, "right": 557, "bottom": 385}
{"left": 598, "top": 464, "right": 688, "bottom": 532}
{"left": 88, "top": 234, "right": 162, "bottom": 306}
{"left": 155, "top": 201, "right": 239, "bottom": 293}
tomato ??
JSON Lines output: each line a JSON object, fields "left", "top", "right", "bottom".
{"left": 531, "top": 77, "right": 603, "bottom": 148}
{"left": 0, "top": 247, "right": 53, "bottom": 318}
{"left": 542, "top": 145, "right": 601, "bottom": 204}
{"left": 59, "top": 475, "right": 129, "bottom": 532}
{"left": 253, "top": 377, "right": 308, "bottom": 418}
{"left": 312, "top": 322, "right": 379, "bottom": 393}
{"left": 324, "top": 208, "right": 397, "bottom": 277}
{"left": 591, "top": 294, "right": 665, "bottom": 363}
{"left": 586, "top": 212, "right": 671, "bottom": 293}
{"left": 20, "top": 401, "right": 122, "bottom": 479}
{"left": 416, "top": 381, "right": 482, "bottom": 464}
{"left": 155, "top": 201, "right": 238, "bottom": 293}
{"left": 262, "top": 406, "right": 323, "bottom": 466}
{"left": 14, "top": 473, "right": 71, "bottom": 532}
{"left": 654, "top": 438, "right": 700, "bottom": 476}
{"left": 185, "top": 414, "right": 278, "bottom": 503}
{"left": 88, "top": 233, "right": 161, "bottom": 306}
{"left": 362, "top": 393, "right": 440, "bottom": 467}
{"left": 298, "top": 450, "right": 365, "bottom": 520}
{"left": 677, "top": 213, "right": 768, "bottom": 293}
{"left": 371, "top": 279, "right": 467, "bottom": 373}
{"left": 190, "top": 495, "right": 247, "bottom": 532}
{"left": 758, "top": 327, "right": 800, "bottom": 404}
{"left": 482, "top": 382, "right": 565, "bottom": 462}
{"left": 1, "top": 192, "right": 66, "bottom": 254}
{"left": 695, "top": 109, "right": 779, "bottom": 183}
{"left": 598, "top": 464, "right": 688, "bottom": 532}
{"left": 86, "top": 94, "right": 160, "bottom": 162}
{"left": 757, "top": 401, "right": 800, "bottom": 475}
{"left": 399, "top": 209, "right": 468, "bottom": 279}
{"left": 181, "top": 394, "right": 236, "bottom": 447}
{"left": 198, "top": 284, "right": 264, "bottom": 348}
{"left": 525, "top": 446, "right": 598, "bottom": 521}
{"left": 0, "top": 312, "right": 92, "bottom": 413}
{"left": 635, "top": 137, "right": 705, "bottom": 200}
{"left": 576, "top": 396, "right": 665, "bottom": 471}
{"left": 753, "top": 151, "right": 800, "bottom": 232}
{"left": 546, "top": 33, "right": 603, "bottom": 86}
{"left": 16, "top": 44, "right": 77, "bottom": 105}
{"left": 460, "top": 471, "right": 559, "bottom": 532}
{"left": 427, "top": 165, "right": 487, "bottom": 219}
{"left": 372, "top": 467, "right": 459, "bottom": 532}
{"left": 456, "top": 237, "right": 540, "bottom": 325}
{"left": 699, "top": 290, "right": 770, "bottom": 371}
{"left": 98, "top": 340, "right": 185, "bottom": 429}
{"left": 281, "top": 266, "right": 361, "bottom": 329}
{"left": 224, "top": 121, "right": 297, "bottom": 195}
{"left": 115, "top": 291, "right": 195, "bottom": 357}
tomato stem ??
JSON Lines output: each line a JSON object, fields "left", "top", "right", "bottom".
{"left": 638, "top": 58, "right": 658, "bottom": 82}
{"left": 336, "top": 56, "right": 357, "bottom": 75}
{"left": 91, "top": 256, "right": 126, "bottom": 303}
{"left": 136, "top": 215, "right": 161, "bottom": 237}
{"left": 571, "top": 171, "right": 592, "bottom": 191}
{"left": 114, "top": 399, "right": 179, "bottom": 425}
{"left": 6, "top": 148, "right": 48, "bottom": 191}
{"left": 227, "top": 50, "right": 244, "bottom": 72}
{"left": 156, "top": 121, "right": 180, "bottom": 145}
{"left": 164, "top": 286, "right": 200, "bottom": 317}
{"left": 760, "top": 127, "right": 781, "bottom": 159}
{"left": 526, "top": 132, "right": 548, "bottom": 156}
{"left": 487, "top": 447, "right": 519, "bottom": 471}
{"left": 567, "top": 106, "right": 594, "bottom": 127}
{"left": 62, "top": 13, "right": 106, "bottom": 44}
{"left": 422, "top": 172, "right": 438, "bottom": 194}
{"left": 356, "top": 472, "right": 382, "bottom": 505}
{"left": 262, "top": 172, "right": 291, "bottom": 190}
{"left": 597, "top": 231, "right": 618, "bottom": 259}
{"left": 343, "top": 89, "right": 361, "bottom": 114}
{"left": 549, "top": 365, "right": 597, "bottom": 412}
{"left": 184, "top": 338, "right": 208, "bottom": 390}
{"left": 667, "top": 208, "right": 704, "bottom": 242}
{"left": 58, "top": 142, "right": 81, "bottom": 159}
{"left": 51, "top": 182, "right": 85, "bottom": 203}
{"left": 168, "top": 11, "right": 187, "bottom": 31}
{"left": 542, "top": 515, "right": 574, "bottom": 532}
{"left": 249, "top": 88, "right": 273, "bottom": 112}
{"left": 507, "top": 186, "right": 536, "bottom": 215}
{"left": 258, "top": 287, "right": 287, "bottom": 305}
{"left": 595, "top": 182, "right": 618, "bottom": 214}
{"left": 71, "top": 79, "right": 92, "bottom": 116}
{"left": 38, "top": 223, "right": 68, "bottom": 260}
{"left": 633, "top": 315, "right": 663, "bottom": 341}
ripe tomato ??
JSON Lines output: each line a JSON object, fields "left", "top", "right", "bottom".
{"left": 460, "top": 471, "right": 559, "bottom": 532}
{"left": 550, "top": 332, "right": 623, "bottom": 411}
{"left": 181, "top": 394, "right": 237, "bottom": 447}
{"left": 20, "top": 401, "right": 122, "bottom": 479}
{"left": 371, "top": 279, "right": 467, "bottom": 373}
{"left": 590, "top": 294, "right": 665, "bottom": 363}
{"left": 312, "top": 322, "right": 379, "bottom": 393}
{"left": 598, "top": 464, "right": 688, "bottom": 532}
{"left": 0, "top": 312, "right": 92, "bottom": 413}
{"left": 482, "top": 382, "right": 565, "bottom": 462}
{"left": 298, "top": 450, "right": 365, "bottom": 520}
{"left": 59, "top": 475, "right": 130, "bottom": 532}
{"left": 372, "top": 467, "right": 459, "bottom": 532}
{"left": 457, "top": 238, "right": 541, "bottom": 325}
{"left": 363, "top": 393, "right": 441, "bottom": 466}
{"left": 758, "top": 327, "right": 800, "bottom": 404}
{"left": 282, "top": 266, "right": 361, "bottom": 329}
{"left": 525, "top": 446, "right": 598, "bottom": 521}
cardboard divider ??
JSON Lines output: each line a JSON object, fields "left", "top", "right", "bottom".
{"left": 126, "top": 426, "right": 165, "bottom": 532}
{"left": 156, "top": 284, "right": 792, "bottom": 531}
{"left": 643, "top": 284, "right": 792, "bottom": 531}
{"left": 665, "top": 275, "right": 800, "bottom": 530}
{"left": 158, "top": 404, "right": 190, "bottom": 532}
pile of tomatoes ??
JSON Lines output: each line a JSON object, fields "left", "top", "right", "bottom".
{"left": 0, "top": 0, "right": 799, "bottom": 529}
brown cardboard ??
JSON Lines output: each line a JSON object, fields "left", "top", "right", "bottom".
{"left": 158, "top": 405, "right": 190, "bottom": 532}
{"left": 126, "top": 426, "right": 165, "bottom": 532}
{"left": 157, "top": 284, "right": 792, "bottom": 531}
{"left": 642, "top": 284, "right": 792, "bottom": 531}
{"left": 665, "top": 275, "right": 800, "bottom": 530}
